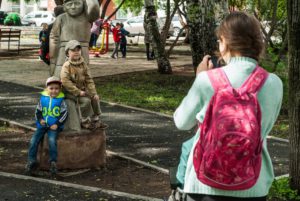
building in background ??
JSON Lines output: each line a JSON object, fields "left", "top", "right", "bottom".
{"left": 0, "top": 0, "right": 122, "bottom": 20}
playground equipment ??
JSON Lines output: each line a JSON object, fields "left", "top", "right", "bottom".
{"left": 89, "top": 20, "right": 110, "bottom": 57}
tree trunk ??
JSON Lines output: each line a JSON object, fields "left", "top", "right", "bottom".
{"left": 186, "top": 0, "right": 227, "bottom": 73}
{"left": 186, "top": 0, "right": 204, "bottom": 72}
{"left": 144, "top": 0, "right": 172, "bottom": 74}
{"left": 287, "top": 0, "right": 300, "bottom": 191}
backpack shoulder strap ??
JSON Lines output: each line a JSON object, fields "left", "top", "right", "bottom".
{"left": 240, "top": 66, "right": 269, "bottom": 94}
{"left": 207, "top": 68, "right": 231, "bottom": 91}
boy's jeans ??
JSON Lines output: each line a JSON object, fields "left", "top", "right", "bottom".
{"left": 111, "top": 42, "right": 120, "bottom": 58}
{"left": 89, "top": 33, "right": 99, "bottom": 47}
{"left": 28, "top": 127, "right": 59, "bottom": 163}
{"left": 120, "top": 42, "right": 127, "bottom": 57}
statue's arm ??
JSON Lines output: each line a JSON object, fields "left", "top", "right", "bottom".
{"left": 86, "top": 0, "right": 100, "bottom": 23}
{"left": 49, "top": 16, "right": 62, "bottom": 66}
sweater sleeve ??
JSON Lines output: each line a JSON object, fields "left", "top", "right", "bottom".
{"left": 173, "top": 73, "right": 209, "bottom": 130}
{"left": 35, "top": 99, "right": 43, "bottom": 122}
{"left": 56, "top": 100, "right": 68, "bottom": 127}
{"left": 60, "top": 63, "right": 81, "bottom": 97}
{"left": 84, "top": 65, "right": 97, "bottom": 96}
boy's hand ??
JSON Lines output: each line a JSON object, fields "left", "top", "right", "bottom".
{"left": 80, "top": 91, "right": 86, "bottom": 97}
{"left": 93, "top": 95, "right": 100, "bottom": 101}
{"left": 196, "top": 55, "right": 214, "bottom": 75}
{"left": 40, "top": 119, "right": 46, "bottom": 125}
{"left": 50, "top": 124, "right": 58, "bottom": 130}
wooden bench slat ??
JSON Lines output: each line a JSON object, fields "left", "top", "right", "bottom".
{"left": 0, "top": 28, "right": 21, "bottom": 54}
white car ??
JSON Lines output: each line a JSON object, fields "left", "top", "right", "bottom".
{"left": 123, "top": 16, "right": 174, "bottom": 37}
{"left": 171, "top": 15, "right": 186, "bottom": 37}
{"left": 122, "top": 16, "right": 144, "bottom": 36}
{"left": 22, "top": 11, "right": 55, "bottom": 26}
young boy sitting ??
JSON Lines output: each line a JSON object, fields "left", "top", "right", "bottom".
{"left": 61, "top": 40, "right": 106, "bottom": 129}
{"left": 26, "top": 76, "right": 68, "bottom": 176}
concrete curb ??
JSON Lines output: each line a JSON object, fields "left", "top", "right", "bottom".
{"left": 0, "top": 117, "right": 36, "bottom": 132}
{"left": 275, "top": 174, "right": 289, "bottom": 180}
{"left": 267, "top": 135, "right": 289, "bottom": 143}
{"left": 0, "top": 171, "right": 162, "bottom": 201}
{"left": 107, "top": 150, "right": 169, "bottom": 174}
{"left": 101, "top": 100, "right": 173, "bottom": 119}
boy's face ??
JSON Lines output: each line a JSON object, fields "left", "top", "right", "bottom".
{"left": 64, "top": 0, "right": 84, "bottom": 17}
{"left": 68, "top": 47, "right": 82, "bottom": 60}
{"left": 42, "top": 24, "right": 48, "bottom": 30}
{"left": 47, "top": 83, "right": 61, "bottom": 98}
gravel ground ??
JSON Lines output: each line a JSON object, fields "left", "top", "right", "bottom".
{"left": 0, "top": 176, "right": 149, "bottom": 201}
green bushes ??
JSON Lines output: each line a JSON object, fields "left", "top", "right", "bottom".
{"left": 4, "top": 13, "right": 21, "bottom": 26}
{"left": 268, "top": 178, "right": 300, "bottom": 201}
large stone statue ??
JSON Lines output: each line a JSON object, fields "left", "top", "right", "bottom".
{"left": 39, "top": 0, "right": 106, "bottom": 171}
{"left": 49, "top": 0, "right": 100, "bottom": 131}
{"left": 49, "top": 0, "right": 100, "bottom": 77}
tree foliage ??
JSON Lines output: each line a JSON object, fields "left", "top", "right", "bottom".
{"left": 114, "top": 0, "right": 145, "bottom": 15}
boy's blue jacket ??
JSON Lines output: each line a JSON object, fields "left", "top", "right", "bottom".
{"left": 35, "top": 90, "right": 68, "bottom": 129}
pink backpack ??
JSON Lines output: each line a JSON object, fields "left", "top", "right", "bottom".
{"left": 193, "top": 66, "right": 268, "bottom": 190}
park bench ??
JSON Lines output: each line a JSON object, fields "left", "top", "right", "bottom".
{"left": 0, "top": 28, "right": 21, "bottom": 54}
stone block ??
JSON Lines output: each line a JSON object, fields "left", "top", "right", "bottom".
{"left": 38, "top": 128, "right": 106, "bottom": 170}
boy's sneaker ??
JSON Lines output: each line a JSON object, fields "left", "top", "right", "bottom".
{"left": 25, "top": 161, "right": 38, "bottom": 175}
{"left": 50, "top": 161, "right": 57, "bottom": 176}
{"left": 81, "top": 117, "right": 95, "bottom": 129}
{"left": 93, "top": 120, "right": 108, "bottom": 129}
{"left": 91, "top": 115, "right": 100, "bottom": 122}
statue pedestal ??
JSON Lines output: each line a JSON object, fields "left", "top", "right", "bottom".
{"left": 38, "top": 128, "right": 106, "bottom": 170}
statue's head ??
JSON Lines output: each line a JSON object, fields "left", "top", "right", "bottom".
{"left": 63, "top": 0, "right": 85, "bottom": 17}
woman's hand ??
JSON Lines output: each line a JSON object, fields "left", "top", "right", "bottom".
{"left": 196, "top": 55, "right": 214, "bottom": 75}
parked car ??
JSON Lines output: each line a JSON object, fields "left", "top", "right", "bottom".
{"left": 157, "top": 17, "right": 174, "bottom": 38}
{"left": 0, "top": 10, "right": 8, "bottom": 25}
{"left": 122, "top": 16, "right": 144, "bottom": 36}
{"left": 22, "top": 11, "right": 55, "bottom": 26}
{"left": 171, "top": 15, "right": 186, "bottom": 37}
{"left": 122, "top": 16, "right": 174, "bottom": 38}
{"left": 21, "top": 18, "right": 36, "bottom": 26}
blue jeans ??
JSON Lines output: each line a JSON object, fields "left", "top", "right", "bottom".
{"left": 28, "top": 127, "right": 60, "bottom": 163}
{"left": 120, "top": 42, "right": 127, "bottom": 57}
{"left": 89, "top": 33, "right": 99, "bottom": 47}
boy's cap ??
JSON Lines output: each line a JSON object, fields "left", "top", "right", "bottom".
{"left": 46, "top": 76, "right": 62, "bottom": 86}
{"left": 65, "top": 40, "right": 81, "bottom": 55}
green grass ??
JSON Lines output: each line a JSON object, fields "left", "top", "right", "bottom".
{"left": 95, "top": 71, "right": 194, "bottom": 115}
{"left": 270, "top": 119, "right": 289, "bottom": 139}
{"left": 268, "top": 177, "right": 300, "bottom": 201}
{"left": 261, "top": 50, "right": 289, "bottom": 113}
{"left": 0, "top": 126, "right": 8, "bottom": 132}
{"left": 95, "top": 53, "right": 289, "bottom": 138}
